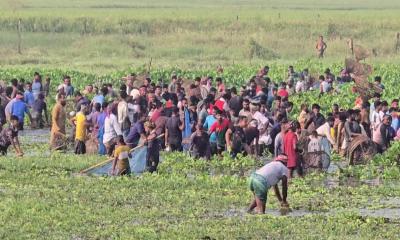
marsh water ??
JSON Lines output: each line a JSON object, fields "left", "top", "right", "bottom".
{"left": 18, "top": 129, "right": 400, "bottom": 220}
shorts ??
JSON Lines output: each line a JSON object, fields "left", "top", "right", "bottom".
{"left": 249, "top": 172, "right": 270, "bottom": 203}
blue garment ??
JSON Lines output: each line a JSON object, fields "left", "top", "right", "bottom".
{"left": 32, "top": 82, "right": 42, "bottom": 100}
{"left": 182, "top": 108, "right": 192, "bottom": 151}
{"left": 203, "top": 115, "right": 217, "bottom": 143}
{"left": 24, "top": 91, "right": 35, "bottom": 107}
{"left": 92, "top": 95, "right": 105, "bottom": 105}
{"left": 66, "top": 85, "right": 74, "bottom": 97}
{"left": 320, "top": 136, "right": 331, "bottom": 169}
{"left": 84, "top": 146, "right": 150, "bottom": 176}
{"left": 267, "top": 95, "right": 275, "bottom": 109}
{"left": 97, "top": 112, "right": 106, "bottom": 155}
{"left": 126, "top": 121, "right": 144, "bottom": 148}
{"left": 391, "top": 117, "right": 399, "bottom": 132}
{"left": 11, "top": 99, "right": 29, "bottom": 123}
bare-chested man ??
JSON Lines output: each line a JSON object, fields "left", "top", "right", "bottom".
{"left": 316, "top": 36, "right": 327, "bottom": 58}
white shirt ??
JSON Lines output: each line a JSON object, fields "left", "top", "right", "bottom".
{"left": 252, "top": 111, "right": 269, "bottom": 131}
{"left": 103, "top": 114, "right": 122, "bottom": 144}
{"left": 370, "top": 110, "right": 381, "bottom": 130}
{"left": 117, "top": 101, "right": 128, "bottom": 126}
{"left": 5, "top": 98, "right": 17, "bottom": 116}
{"left": 316, "top": 122, "right": 335, "bottom": 145}
{"left": 295, "top": 80, "right": 306, "bottom": 93}
{"left": 256, "top": 161, "right": 288, "bottom": 186}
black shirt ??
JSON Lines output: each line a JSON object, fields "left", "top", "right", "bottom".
{"left": 229, "top": 96, "right": 243, "bottom": 117}
{"left": 166, "top": 116, "right": 182, "bottom": 144}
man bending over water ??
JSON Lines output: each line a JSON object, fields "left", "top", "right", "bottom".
{"left": 248, "top": 154, "right": 289, "bottom": 214}
{"left": 0, "top": 115, "right": 23, "bottom": 156}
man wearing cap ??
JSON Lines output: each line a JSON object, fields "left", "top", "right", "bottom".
{"left": 11, "top": 92, "right": 32, "bottom": 130}
{"left": 248, "top": 154, "right": 289, "bottom": 214}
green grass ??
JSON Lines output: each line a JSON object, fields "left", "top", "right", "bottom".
{"left": 0, "top": 61, "right": 400, "bottom": 238}
{"left": 1, "top": 147, "right": 400, "bottom": 239}
{"left": 1, "top": 1, "right": 400, "bottom": 238}
{"left": 0, "top": 1, "right": 400, "bottom": 72}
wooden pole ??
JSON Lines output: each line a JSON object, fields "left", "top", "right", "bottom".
{"left": 79, "top": 134, "right": 165, "bottom": 174}
{"left": 17, "top": 18, "right": 22, "bottom": 54}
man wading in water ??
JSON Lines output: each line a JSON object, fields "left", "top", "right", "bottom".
{"left": 316, "top": 36, "right": 327, "bottom": 58}
{"left": 247, "top": 154, "right": 289, "bottom": 214}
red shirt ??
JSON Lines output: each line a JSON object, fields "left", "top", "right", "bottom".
{"left": 214, "top": 99, "right": 225, "bottom": 111}
{"left": 277, "top": 89, "right": 289, "bottom": 98}
{"left": 283, "top": 130, "right": 298, "bottom": 168}
{"left": 165, "top": 99, "right": 174, "bottom": 108}
{"left": 208, "top": 103, "right": 215, "bottom": 115}
{"left": 209, "top": 119, "right": 230, "bottom": 133}
{"left": 256, "top": 86, "right": 262, "bottom": 94}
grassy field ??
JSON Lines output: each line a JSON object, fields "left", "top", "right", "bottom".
{"left": 1, "top": 138, "right": 400, "bottom": 239}
{"left": 0, "top": 0, "right": 400, "bottom": 73}
{"left": 0, "top": 62, "right": 399, "bottom": 239}
{"left": 1, "top": 1, "right": 400, "bottom": 239}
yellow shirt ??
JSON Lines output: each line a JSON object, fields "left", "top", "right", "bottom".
{"left": 114, "top": 145, "right": 131, "bottom": 171}
{"left": 75, "top": 112, "right": 86, "bottom": 141}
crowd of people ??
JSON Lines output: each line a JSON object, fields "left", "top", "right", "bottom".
{"left": 0, "top": 66, "right": 399, "bottom": 175}
{"left": 0, "top": 65, "right": 399, "bottom": 213}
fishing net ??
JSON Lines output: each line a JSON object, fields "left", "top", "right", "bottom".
{"left": 85, "top": 133, "right": 98, "bottom": 155}
{"left": 345, "top": 58, "right": 381, "bottom": 100}
{"left": 303, "top": 151, "right": 331, "bottom": 173}
{"left": 348, "top": 135, "right": 377, "bottom": 165}
{"left": 82, "top": 146, "right": 149, "bottom": 176}
{"left": 353, "top": 45, "right": 370, "bottom": 62}
{"left": 345, "top": 59, "right": 372, "bottom": 77}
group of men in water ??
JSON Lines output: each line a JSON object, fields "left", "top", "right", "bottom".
{"left": 0, "top": 62, "right": 399, "bottom": 214}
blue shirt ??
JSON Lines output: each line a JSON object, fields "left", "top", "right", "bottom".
{"left": 126, "top": 121, "right": 144, "bottom": 147}
{"left": 391, "top": 117, "right": 399, "bottom": 132}
{"left": 92, "top": 95, "right": 105, "bottom": 105}
{"left": 32, "top": 82, "right": 42, "bottom": 99}
{"left": 97, "top": 112, "right": 106, "bottom": 129}
{"left": 11, "top": 99, "right": 29, "bottom": 123}
{"left": 24, "top": 90, "right": 35, "bottom": 107}
{"left": 203, "top": 115, "right": 217, "bottom": 143}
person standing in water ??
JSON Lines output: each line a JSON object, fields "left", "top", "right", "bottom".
{"left": 316, "top": 36, "right": 327, "bottom": 58}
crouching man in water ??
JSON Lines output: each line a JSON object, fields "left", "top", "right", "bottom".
{"left": 0, "top": 115, "right": 23, "bottom": 156}
{"left": 247, "top": 154, "right": 289, "bottom": 214}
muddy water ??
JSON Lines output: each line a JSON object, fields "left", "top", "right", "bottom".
{"left": 221, "top": 204, "right": 400, "bottom": 220}
{"left": 19, "top": 128, "right": 51, "bottom": 144}
{"left": 359, "top": 208, "right": 400, "bottom": 219}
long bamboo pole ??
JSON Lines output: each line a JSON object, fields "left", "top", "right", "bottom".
{"left": 79, "top": 134, "right": 164, "bottom": 174}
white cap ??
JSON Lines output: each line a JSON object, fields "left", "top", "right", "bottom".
{"left": 130, "top": 89, "right": 140, "bottom": 99}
